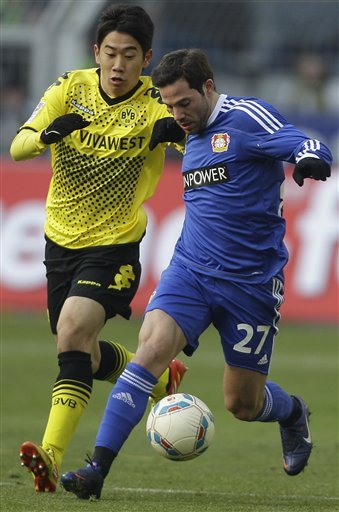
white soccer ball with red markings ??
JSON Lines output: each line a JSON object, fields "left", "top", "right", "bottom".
{"left": 146, "top": 393, "right": 215, "bottom": 461}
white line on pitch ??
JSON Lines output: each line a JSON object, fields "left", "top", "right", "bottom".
{"left": 113, "top": 487, "right": 339, "bottom": 502}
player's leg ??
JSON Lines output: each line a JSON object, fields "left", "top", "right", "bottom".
{"left": 222, "top": 364, "right": 267, "bottom": 420}
{"left": 222, "top": 364, "right": 299, "bottom": 423}
{"left": 90, "top": 262, "right": 209, "bottom": 475}
{"left": 20, "top": 295, "right": 105, "bottom": 492}
{"left": 61, "top": 260, "right": 210, "bottom": 499}
{"left": 216, "top": 276, "right": 312, "bottom": 475}
{"left": 85, "top": 245, "right": 186, "bottom": 402}
{"left": 61, "top": 308, "right": 187, "bottom": 499}
{"left": 93, "top": 338, "right": 187, "bottom": 404}
{"left": 41, "top": 245, "right": 142, "bottom": 471}
{"left": 223, "top": 364, "right": 312, "bottom": 475}
{"left": 20, "top": 241, "right": 138, "bottom": 492}
{"left": 43, "top": 296, "right": 105, "bottom": 462}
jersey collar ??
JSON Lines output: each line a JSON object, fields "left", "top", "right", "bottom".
{"left": 96, "top": 68, "right": 143, "bottom": 105}
{"left": 207, "top": 94, "right": 227, "bottom": 126}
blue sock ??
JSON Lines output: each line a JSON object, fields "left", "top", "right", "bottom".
{"left": 95, "top": 362, "right": 157, "bottom": 453}
{"left": 254, "top": 381, "right": 294, "bottom": 423}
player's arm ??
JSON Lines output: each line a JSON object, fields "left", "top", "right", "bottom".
{"left": 10, "top": 72, "right": 89, "bottom": 161}
{"left": 11, "top": 112, "right": 90, "bottom": 162}
{"left": 11, "top": 80, "right": 63, "bottom": 161}
{"left": 145, "top": 82, "right": 186, "bottom": 152}
{"left": 250, "top": 124, "right": 332, "bottom": 187}
{"left": 11, "top": 113, "right": 90, "bottom": 161}
{"left": 149, "top": 117, "right": 186, "bottom": 151}
{"left": 10, "top": 128, "right": 49, "bottom": 161}
{"left": 291, "top": 138, "right": 332, "bottom": 187}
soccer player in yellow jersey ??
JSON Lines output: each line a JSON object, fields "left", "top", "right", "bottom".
{"left": 10, "top": 4, "right": 186, "bottom": 493}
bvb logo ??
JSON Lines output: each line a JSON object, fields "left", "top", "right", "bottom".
{"left": 119, "top": 106, "right": 138, "bottom": 126}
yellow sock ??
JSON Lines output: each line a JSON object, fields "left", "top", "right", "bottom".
{"left": 103, "top": 341, "right": 134, "bottom": 383}
{"left": 151, "top": 368, "right": 170, "bottom": 402}
{"left": 42, "top": 379, "right": 92, "bottom": 467}
{"left": 102, "top": 340, "right": 169, "bottom": 402}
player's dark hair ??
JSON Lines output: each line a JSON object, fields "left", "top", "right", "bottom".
{"left": 96, "top": 4, "right": 154, "bottom": 55}
{"left": 152, "top": 49, "right": 215, "bottom": 94}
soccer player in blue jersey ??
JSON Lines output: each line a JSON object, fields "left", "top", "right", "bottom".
{"left": 61, "top": 48, "right": 332, "bottom": 499}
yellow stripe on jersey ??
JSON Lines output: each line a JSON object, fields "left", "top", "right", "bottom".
{"left": 13, "top": 69, "right": 178, "bottom": 248}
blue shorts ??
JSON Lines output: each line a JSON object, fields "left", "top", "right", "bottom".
{"left": 145, "top": 259, "right": 284, "bottom": 375}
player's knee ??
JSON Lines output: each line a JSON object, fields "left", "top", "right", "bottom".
{"left": 224, "top": 395, "right": 259, "bottom": 421}
{"left": 136, "top": 328, "right": 173, "bottom": 377}
{"left": 56, "top": 319, "right": 94, "bottom": 352}
{"left": 137, "top": 332, "right": 165, "bottom": 366}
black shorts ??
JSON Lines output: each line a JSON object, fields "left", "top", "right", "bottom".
{"left": 44, "top": 236, "right": 142, "bottom": 334}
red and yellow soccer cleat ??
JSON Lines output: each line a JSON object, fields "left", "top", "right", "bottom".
{"left": 20, "top": 441, "right": 58, "bottom": 492}
{"left": 166, "top": 358, "right": 188, "bottom": 395}
{"left": 150, "top": 358, "right": 188, "bottom": 407}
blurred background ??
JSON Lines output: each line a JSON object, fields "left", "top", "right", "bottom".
{"left": 1, "top": 0, "right": 338, "bottom": 322}
{"left": 1, "top": 0, "right": 339, "bottom": 155}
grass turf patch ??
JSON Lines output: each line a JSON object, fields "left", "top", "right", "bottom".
{"left": 1, "top": 312, "right": 338, "bottom": 511}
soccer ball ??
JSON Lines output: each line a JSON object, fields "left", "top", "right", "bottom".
{"left": 146, "top": 393, "right": 215, "bottom": 461}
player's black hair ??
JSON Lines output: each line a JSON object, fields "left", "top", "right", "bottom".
{"left": 151, "top": 49, "right": 215, "bottom": 94}
{"left": 96, "top": 4, "right": 154, "bottom": 55}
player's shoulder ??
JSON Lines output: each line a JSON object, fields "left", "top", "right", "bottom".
{"left": 138, "top": 76, "right": 163, "bottom": 103}
{"left": 56, "top": 68, "right": 99, "bottom": 87}
{"left": 139, "top": 75, "right": 156, "bottom": 92}
{"left": 137, "top": 76, "right": 168, "bottom": 116}
{"left": 42, "top": 68, "right": 99, "bottom": 104}
{"left": 223, "top": 94, "right": 276, "bottom": 112}
{"left": 220, "top": 94, "right": 287, "bottom": 134}
{"left": 45, "top": 68, "right": 98, "bottom": 94}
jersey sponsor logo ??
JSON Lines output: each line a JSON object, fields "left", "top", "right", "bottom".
{"left": 257, "top": 354, "right": 269, "bottom": 365}
{"left": 112, "top": 392, "right": 136, "bottom": 408}
{"left": 26, "top": 101, "right": 46, "bottom": 124}
{"left": 71, "top": 99, "right": 94, "bottom": 116}
{"left": 80, "top": 131, "right": 145, "bottom": 150}
{"left": 53, "top": 397, "right": 77, "bottom": 408}
{"left": 211, "top": 133, "right": 230, "bottom": 153}
{"left": 109, "top": 264, "right": 136, "bottom": 290}
{"left": 183, "top": 164, "right": 229, "bottom": 190}
{"left": 118, "top": 105, "right": 139, "bottom": 126}
{"left": 144, "top": 86, "right": 163, "bottom": 103}
{"left": 77, "top": 279, "right": 101, "bottom": 287}
{"left": 302, "top": 416, "right": 312, "bottom": 444}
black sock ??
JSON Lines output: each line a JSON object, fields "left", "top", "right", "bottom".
{"left": 93, "top": 340, "right": 130, "bottom": 382}
{"left": 57, "top": 350, "right": 92, "bottom": 385}
{"left": 92, "top": 446, "right": 117, "bottom": 477}
{"left": 279, "top": 396, "right": 302, "bottom": 427}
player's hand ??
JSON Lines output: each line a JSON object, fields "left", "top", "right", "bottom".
{"left": 292, "top": 157, "right": 331, "bottom": 187}
{"left": 41, "top": 113, "right": 90, "bottom": 144}
{"left": 149, "top": 117, "right": 185, "bottom": 150}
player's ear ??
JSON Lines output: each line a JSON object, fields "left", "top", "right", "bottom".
{"left": 94, "top": 44, "right": 100, "bottom": 65}
{"left": 203, "top": 79, "right": 215, "bottom": 94}
{"left": 143, "top": 49, "right": 153, "bottom": 69}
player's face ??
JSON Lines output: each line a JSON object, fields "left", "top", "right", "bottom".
{"left": 159, "top": 78, "right": 217, "bottom": 134}
{"left": 94, "top": 31, "right": 152, "bottom": 98}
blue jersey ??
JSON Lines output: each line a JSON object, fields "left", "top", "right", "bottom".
{"left": 173, "top": 94, "right": 332, "bottom": 283}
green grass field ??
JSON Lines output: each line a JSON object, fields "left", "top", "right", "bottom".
{"left": 1, "top": 312, "right": 338, "bottom": 512}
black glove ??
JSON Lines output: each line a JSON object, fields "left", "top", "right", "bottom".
{"left": 149, "top": 117, "right": 185, "bottom": 150}
{"left": 293, "top": 157, "right": 331, "bottom": 187}
{"left": 41, "top": 113, "right": 90, "bottom": 144}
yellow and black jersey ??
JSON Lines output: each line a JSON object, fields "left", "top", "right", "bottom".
{"left": 11, "top": 68, "right": 182, "bottom": 248}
